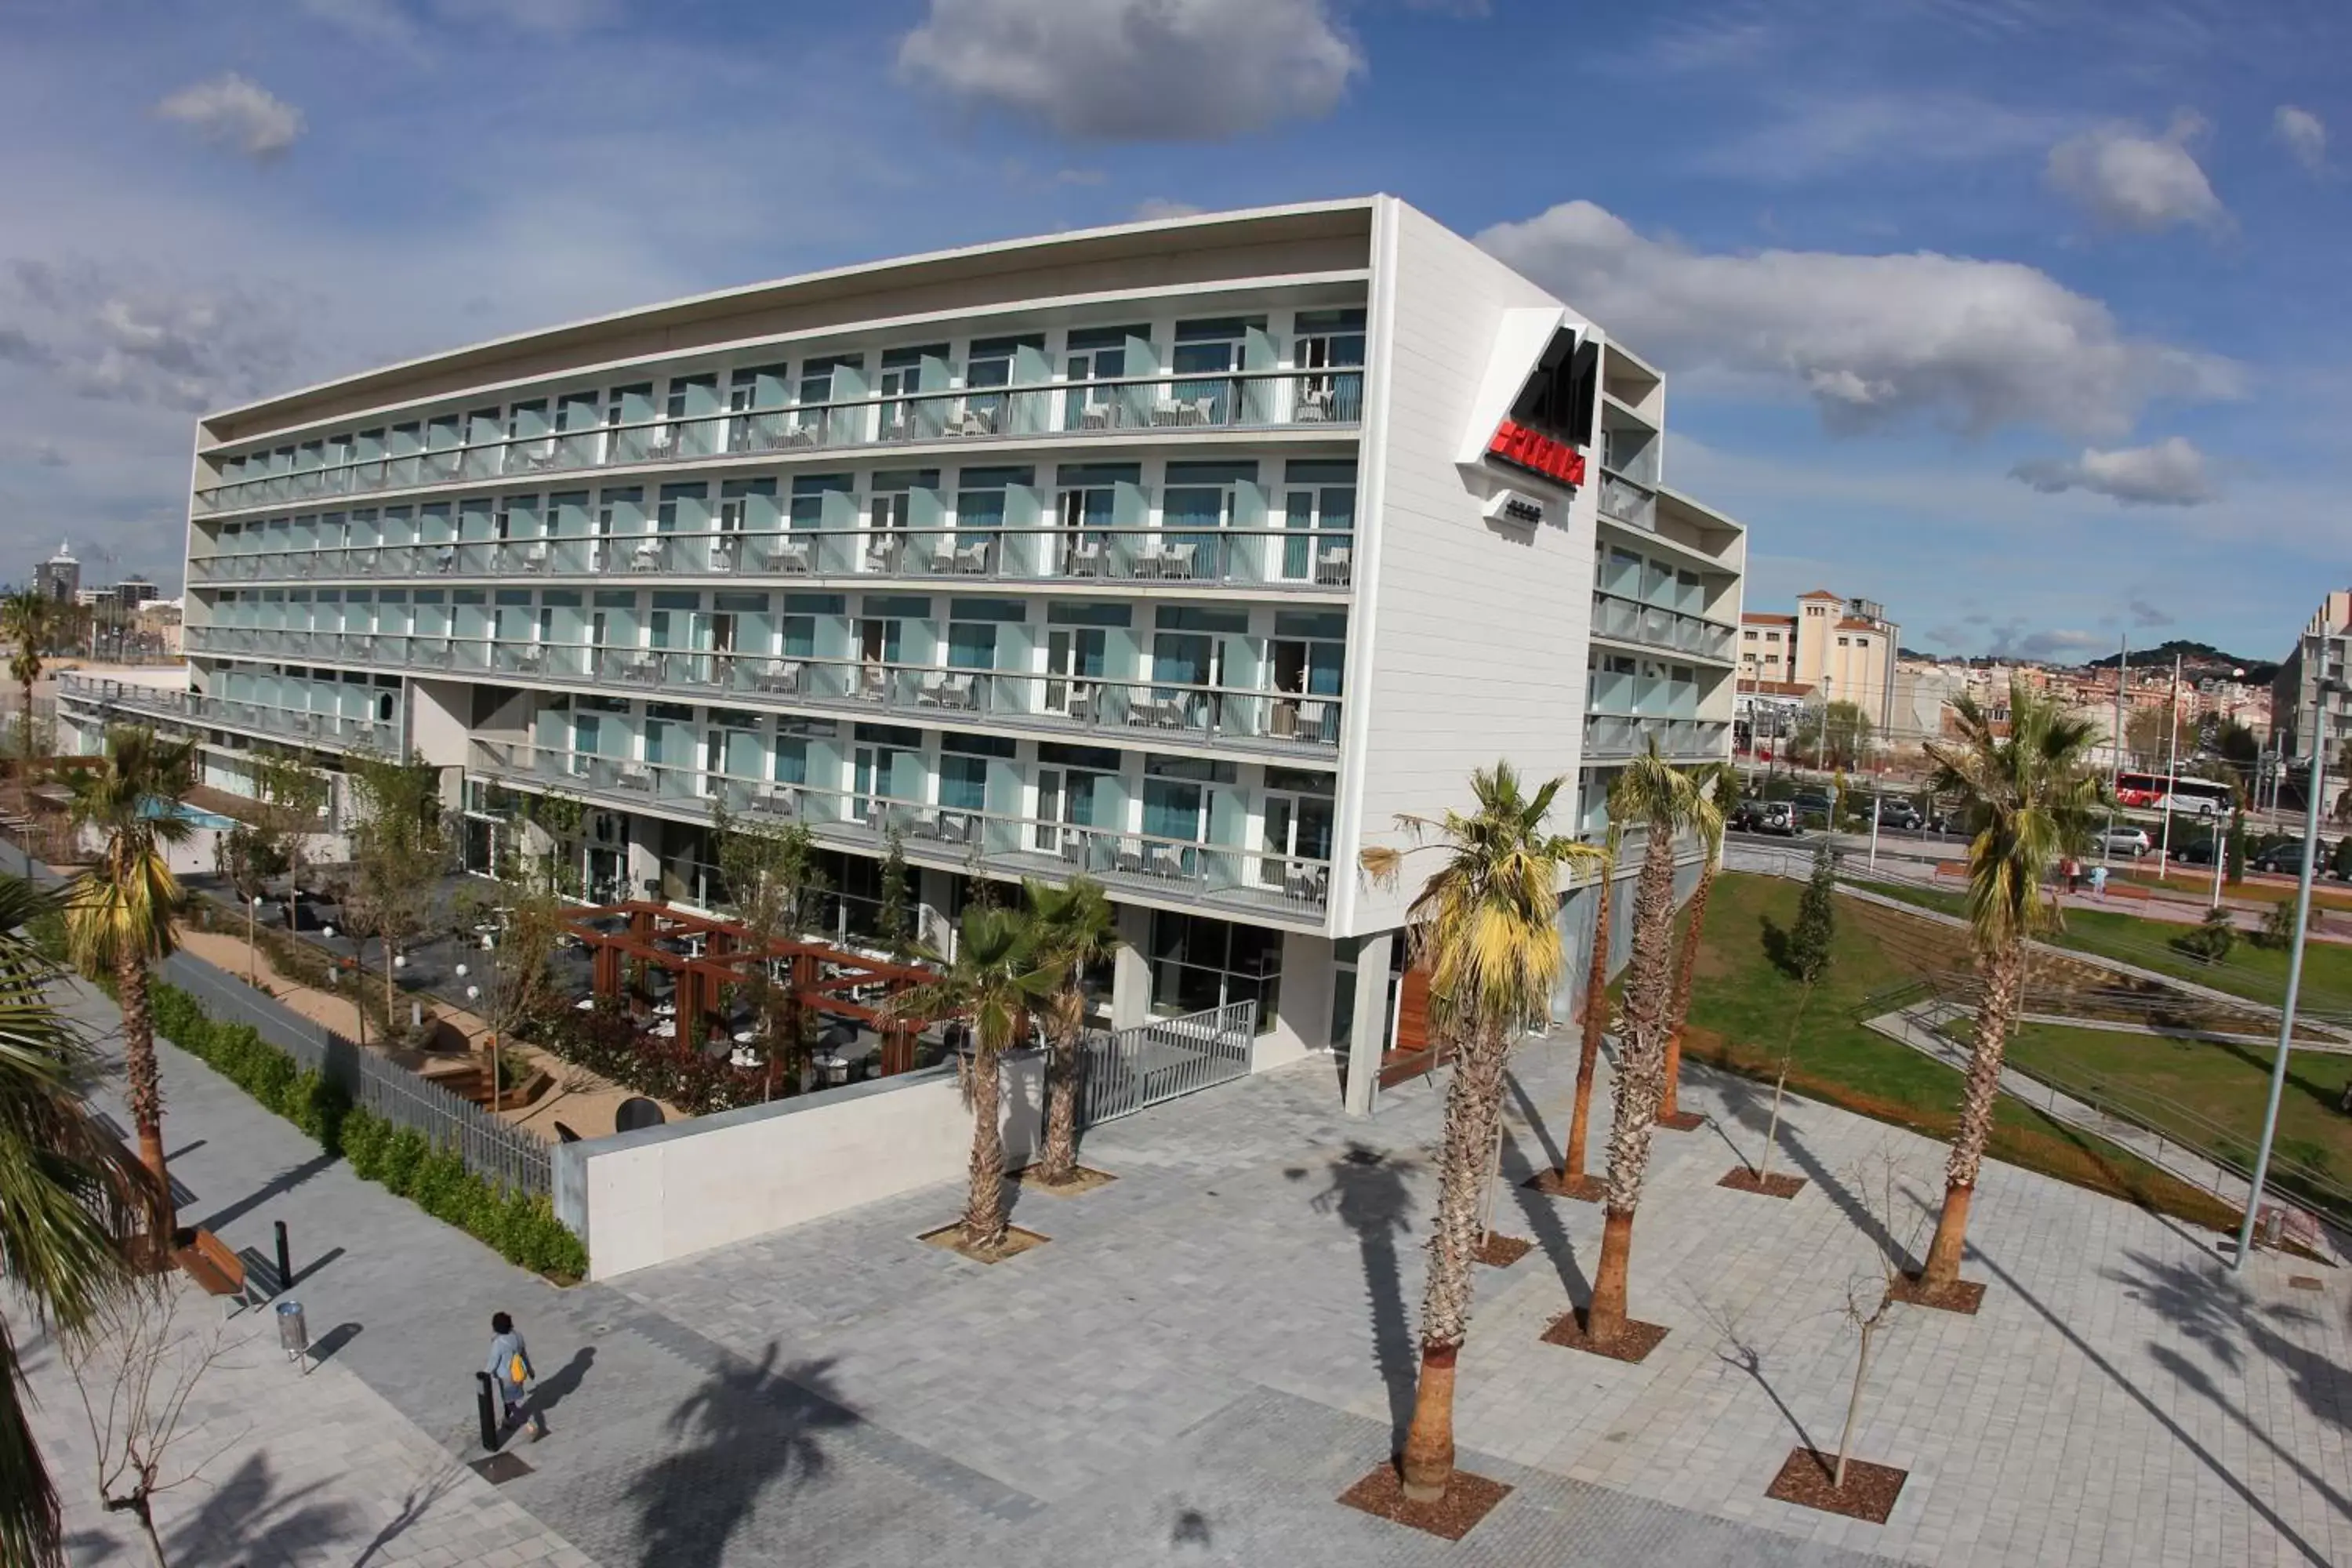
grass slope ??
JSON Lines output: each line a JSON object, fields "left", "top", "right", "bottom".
{"left": 1681, "top": 873, "right": 2241, "bottom": 1233}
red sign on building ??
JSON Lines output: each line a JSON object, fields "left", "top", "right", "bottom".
{"left": 1486, "top": 419, "right": 1587, "bottom": 487}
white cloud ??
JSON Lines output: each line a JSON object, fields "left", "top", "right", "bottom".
{"left": 2, "top": 259, "right": 308, "bottom": 413}
{"left": 1131, "top": 198, "right": 1205, "bottom": 221}
{"left": 2009, "top": 437, "right": 2216, "bottom": 506}
{"left": 2275, "top": 104, "right": 2327, "bottom": 171}
{"left": 896, "top": 0, "right": 1363, "bottom": 140}
{"left": 1694, "top": 91, "right": 2066, "bottom": 182}
{"left": 1475, "top": 201, "right": 2238, "bottom": 440}
{"left": 152, "top": 74, "right": 305, "bottom": 160}
{"left": 2045, "top": 114, "right": 2225, "bottom": 233}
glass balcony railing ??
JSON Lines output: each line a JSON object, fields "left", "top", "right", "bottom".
{"left": 1597, "top": 474, "right": 1657, "bottom": 532}
{"left": 1581, "top": 714, "right": 1730, "bottom": 761}
{"left": 182, "top": 625, "right": 1345, "bottom": 758}
{"left": 186, "top": 524, "right": 1356, "bottom": 593}
{"left": 58, "top": 674, "right": 399, "bottom": 752}
{"left": 468, "top": 739, "right": 1334, "bottom": 917}
{"left": 194, "top": 368, "right": 1366, "bottom": 515}
{"left": 1588, "top": 590, "right": 1737, "bottom": 663}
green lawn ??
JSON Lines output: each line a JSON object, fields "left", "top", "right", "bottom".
{"left": 2004, "top": 1023, "right": 2352, "bottom": 1219}
{"left": 1860, "top": 878, "right": 2352, "bottom": 1018}
{"left": 1680, "top": 873, "right": 2241, "bottom": 1232}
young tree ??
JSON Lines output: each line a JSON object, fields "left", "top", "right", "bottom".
{"left": 64, "top": 729, "right": 197, "bottom": 1232}
{"left": 1795, "top": 701, "right": 1873, "bottom": 771}
{"left": 211, "top": 824, "right": 285, "bottom": 989}
{"left": 65, "top": 1285, "right": 236, "bottom": 1568}
{"left": 1022, "top": 877, "right": 1120, "bottom": 1188}
{"left": 0, "top": 873, "right": 159, "bottom": 1567}
{"left": 887, "top": 905, "right": 1055, "bottom": 1256}
{"left": 342, "top": 752, "right": 450, "bottom": 1035}
{"left": 1586, "top": 740, "right": 1699, "bottom": 1348}
{"left": 1753, "top": 839, "right": 1837, "bottom": 1189}
{"left": 1657, "top": 764, "right": 1739, "bottom": 1127}
{"left": 1557, "top": 776, "right": 1630, "bottom": 1194}
{"left": 876, "top": 829, "right": 913, "bottom": 958}
{"left": 248, "top": 749, "right": 328, "bottom": 942}
{"left": 1915, "top": 681, "right": 2104, "bottom": 1300}
{"left": 1362, "top": 762, "right": 1599, "bottom": 1504}
{"left": 713, "top": 802, "right": 829, "bottom": 1091}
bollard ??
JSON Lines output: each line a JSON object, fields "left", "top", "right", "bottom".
{"left": 274, "top": 1220, "right": 292, "bottom": 1294}
{"left": 475, "top": 1370, "right": 503, "bottom": 1452}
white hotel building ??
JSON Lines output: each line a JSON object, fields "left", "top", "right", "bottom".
{"left": 67, "top": 197, "right": 1743, "bottom": 1103}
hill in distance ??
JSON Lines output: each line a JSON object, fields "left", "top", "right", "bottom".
{"left": 2085, "top": 640, "right": 2276, "bottom": 683}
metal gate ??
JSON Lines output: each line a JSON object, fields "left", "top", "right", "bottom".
{"left": 1076, "top": 1000, "right": 1258, "bottom": 1127}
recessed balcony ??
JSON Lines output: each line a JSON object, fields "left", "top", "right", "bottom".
{"left": 1588, "top": 590, "right": 1737, "bottom": 664}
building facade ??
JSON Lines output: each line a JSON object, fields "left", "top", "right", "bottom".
{"left": 63, "top": 197, "right": 1743, "bottom": 1094}
{"left": 2273, "top": 590, "right": 2352, "bottom": 764}
{"left": 34, "top": 540, "right": 78, "bottom": 605}
{"left": 1737, "top": 590, "right": 1898, "bottom": 734}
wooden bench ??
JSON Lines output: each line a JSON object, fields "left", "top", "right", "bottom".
{"left": 172, "top": 1227, "right": 248, "bottom": 1313}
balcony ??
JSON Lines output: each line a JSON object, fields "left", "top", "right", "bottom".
{"left": 187, "top": 522, "right": 1356, "bottom": 595}
{"left": 1588, "top": 590, "right": 1737, "bottom": 664}
{"left": 194, "top": 368, "right": 1367, "bottom": 516}
{"left": 468, "top": 739, "right": 1334, "bottom": 922}
{"left": 183, "top": 626, "right": 1345, "bottom": 762}
{"left": 1582, "top": 714, "right": 1730, "bottom": 761}
{"left": 1597, "top": 474, "right": 1657, "bottom": 532}
{"left": 59, "top": 675, "right": 398, "bottom": 753}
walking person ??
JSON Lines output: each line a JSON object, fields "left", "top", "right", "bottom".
{"left": 486, "top": 1311, "right": 548, "bottom": 1442}
{"left": 2089, "top": 862, "right": 2108, "bottom": 901}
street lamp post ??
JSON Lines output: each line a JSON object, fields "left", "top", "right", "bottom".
{"left": 2234, "top": 650, "right": 2344, "bottom": 1272}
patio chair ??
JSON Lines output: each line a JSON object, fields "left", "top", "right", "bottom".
{"left": 1158, "top": 542, "right": 1197, "bottom": 581}
{"left": 756, "top": 659, "right": 803, "bottom": 695}
{"left": 1065, "top": 539, "right": 1104, "bottom": 578}
{"left": 1181, "top": 397, "right": 1215, "bottom": 426}
{"left": 1078, "top": 402, "right": 1112, "bottom": 431}
{"left": 950, "top": 408, "right": 994, "bottom": 437}
{"left": 1150, "top": 399, "right": 1183, "bottom": 427}
{"left": 1295, "top": 700, "right": 1328, "bottom": 742}
{"left": 1314, "top": 545, "right": 1352, "bottom": 586}
{"left": 630, "top": 539, "right": 663, "bottom": 572}
{"left": 941, "top": 673, "right": 976, "bottom": 710}
{"left": 866, "top": 535, "right": 902, "bottom": 574}
{"left": 764, "top": 540, "right": 811, "bottom": 574}
{"left": 521, "top": 541, "right": 550, "bottom": 572}
{"left": 619, "top": 764, "right": 652, "bottom": 792}
{"left": 924, "top": 539, "right": 959, "bottom": 576}
{"left": 782, "top": 423, "right": 819, "bottom": 449}
{"left": 1294, "top": 387, "right": 1331, "bottom": 423}
{"left": 953, "top": 540, "right": 991, "bottom": 575}
{"left": 916, "top": 673, "right": 951, "bottom": 708}
{"left": 641, "top": 434, "right": 677, "bottom": 463}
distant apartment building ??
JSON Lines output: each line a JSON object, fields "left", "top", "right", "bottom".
{"left": 33, "top": 540, "right": 78, "bottom": 605}
{"left": 56, "top": 197, "right": 1745, "bottom": 1094}
{"left": 2273, "top": 590, "right": 2352, "bottom": 763}
{"left": 113, "top": 575, "right": 160, "bottom": 609}
{"left": 1737, "top": 590, "right": 1899, "bottom": 731}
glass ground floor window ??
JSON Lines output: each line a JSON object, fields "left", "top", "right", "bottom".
{"left": 1148, "top": 910, "right": 1280, "bottom": 1034}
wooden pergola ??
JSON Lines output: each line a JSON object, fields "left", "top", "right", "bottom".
{"left": 561, "top": 901, "right": 942, "bottom": 1076}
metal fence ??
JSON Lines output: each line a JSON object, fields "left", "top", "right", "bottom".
{"left": 1076, "top": 1000, "right": 1258, "bottom": 1128}
{"left": 158, "top": 949, "right": 553, "bottom": 1196}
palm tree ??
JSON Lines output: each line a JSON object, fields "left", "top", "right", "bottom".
{"left": 0, "top": 591, "right": 54, "bottom": 776}
{"left": 1364, "top": 762, "right": 1599, "bottom": 1504}
{"left": 1585, "top": 741, "right": 1699, "bottom": 1347}
{"left": 64, "top": 728, "right": 196, "bottom": 1232}
{"left": 889, "top": 904, "right": 1055, "bottom": 1255}
{"left": 1022, "top": 877, "right": 1120, "bottom": 1189}
{"left": 1916, "top": 681, "right": 2103, "bottom": 1296}
{"left": 1656, "top": 764, "right": 1739, "bottom": 1127}
{"left": 1555, "top": 779, "right": 1627, "bottom": 1196}
{"left": 0, "top": 873, "right": 160, "bottom": 1566}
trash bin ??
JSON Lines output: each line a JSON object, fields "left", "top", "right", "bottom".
{"left": 275, "top": 1300, "right": 308, "bottom": 1363}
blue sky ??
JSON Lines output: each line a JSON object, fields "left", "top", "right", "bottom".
{"left": 1, "top": 0, "right": 2342, "bottom": 662}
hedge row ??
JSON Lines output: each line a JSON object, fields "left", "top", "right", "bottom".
{"left": 146, "top": 981, "right": 587, "bottom": 1279}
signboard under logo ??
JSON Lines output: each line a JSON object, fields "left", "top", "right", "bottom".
{"left": 1486, "top": 419, "right": 1586, "bottom": 487}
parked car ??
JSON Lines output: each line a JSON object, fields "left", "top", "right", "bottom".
{"left": 1929, "top": 808, "right": 1971, "bottom": 836}
{"left": 1733, "top": 799, "right": 1798, "bottom": 836}
{"left": 1867, "top": 797, "right": 1922, "bottom": 830}
{"left": 2100, "top": 826, "right": 2153, "bottom": 858}
{"left": 2251, "top": 839, "right": 2325, "bottom": 875}
{"left": 2172, "top": 837, "right": 2218, "bottom": 866}
{"left": 1792, "top": 791, "right": 1834, "bottom": 826}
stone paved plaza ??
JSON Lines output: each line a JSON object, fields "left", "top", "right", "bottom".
{"left": 34, "top": 974, "right": 2352, "bottom": 1566}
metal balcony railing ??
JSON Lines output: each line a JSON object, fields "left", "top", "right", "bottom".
{"left": 1588, "top": 590, "right": 1736, "bottom": 664}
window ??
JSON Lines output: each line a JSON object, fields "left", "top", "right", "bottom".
{"left": 1744, "top": 630, "right": 1758, "bottom": 641}
{"left": 1282, "top": 459, "right": 1356, "bottom": 582}
{"left": 1147, "top": 912, "right": 1281, "bottom": 1034}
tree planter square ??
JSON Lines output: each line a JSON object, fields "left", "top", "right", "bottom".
{"left": 1012, "top": 1165, "right": 1117, "bottom": 1196}
{"left": 1656, "top": 1109, "right": 1708, "bottom": 1132}
{"left": 1765, "top": 1447, "right": 1907, "bottom": 1523}
{"left": 1523, "top": 1170, "right": 1606, "bottom": 1203}
{"left": 1890, "top": 1272, "right": 1984, "bottom": 1315}
{"left": 918, "top": 1224, "right": 1049, "bottom": 1264}
{"left": 1337, "top": 1463, "right": 1512, "bottom": 1541}
{"left": 1472, "top": 1233, "right": 1532, "bottom": 1267}
{"left": 1718, "top": 1167, "right": 1806, "bottom": 1200}
{"left": 1541, "top": 1308, "right": 1669, "bottom": 1364}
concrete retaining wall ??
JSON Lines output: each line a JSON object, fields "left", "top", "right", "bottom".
{"left": 557, "top": 1053, "right": 1046, "bottom": 1280}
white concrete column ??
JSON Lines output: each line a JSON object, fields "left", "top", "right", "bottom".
{"left": 1343, "top": 929, "right": 1394, "bottom": 1118}
{"left": 1110, "top": 902, "right": 1152, "bottom": 1029}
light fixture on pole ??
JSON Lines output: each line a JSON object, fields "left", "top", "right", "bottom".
{"left": 2234, "top": 652, "right": 2345, "bottom": 1272}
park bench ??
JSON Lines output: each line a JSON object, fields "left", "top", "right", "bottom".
{"left": 172, "top": 1228, "right": 247, "bottom": 1313}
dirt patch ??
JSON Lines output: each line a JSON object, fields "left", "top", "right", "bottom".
{"left": 1890, "top": 1272, "right": 1986, "bottom": 1315}
{"left": 1718, "top": 1167, "right": 1806, "bottom": 1200}
{"left": 1656, "top": 1109, "right": 1708, "bottom": 1132}
{"left": 1524, "top": 1169, "right": 1606, "bottom": 1203}
{"left": 1336, "top": 1463, "right": 1512, "bottom": 1541}
{"left": 1540, "top": 1308, "right": 1669, "bottom": 1364}
{"left": 918, "top": 1223, "right": 1050, "bottom": 1264}
{"left": 1012, "top": 1165, "right": 1118, "bottom": 1196}
{"left": 1765, "top": 1447, "right": 1907, "bottom": 1523}
{"left": 1472, "top": 1233, "right": 1533, "bottom": 1267}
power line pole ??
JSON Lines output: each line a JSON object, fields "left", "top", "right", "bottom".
{"left": 2105, "top": 635, "right": 2126, "bottom": 868}
{"left": 2157, "top": 652, "right": 2182, "bottom": 881}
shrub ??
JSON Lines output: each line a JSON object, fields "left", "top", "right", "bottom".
{"left": 141, "top": 975, "right": 586, "bottom": 1281}
{"left": 2254, "top": 899, "right": 2299, "bottom": 951}
{"left": 2170, "top": 906, "right": 2238, "bottom": 964}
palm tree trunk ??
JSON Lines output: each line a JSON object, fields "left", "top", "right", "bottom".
{"left": 1921, "top": 938, "right": 2024, "bottom": 1290}
{"left": 1588, "top": 824, "right": 1681, "bottom": 1339}
{"left": 1038, "top": 1025, "right": 1080, "bottom": 1187}
{"left": 963, "top": 1046, "right": 1007, "bottom": 1253}
{"left": 1656, "top": 858, "right": 1718, "bottom": 1124}
{"left": 1399, "top": 1022, "right": 1508, "bottom": 1502}
{"left": 115, "top": 946, "right": 173, "bottom": 1240}
{"left": 1560, "top": 867, "right": 1613, "bottom": 1183}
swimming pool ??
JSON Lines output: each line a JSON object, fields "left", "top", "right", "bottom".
{"left": 138, "top": 798, "right": 240, "bottom": 832}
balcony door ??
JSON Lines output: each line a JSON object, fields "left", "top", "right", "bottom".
{"left": 1045, "top": 627, "right": 1105, "bottom": 716}
{"left": 1259, "top": 782, "right": 1334, "bottom": 890}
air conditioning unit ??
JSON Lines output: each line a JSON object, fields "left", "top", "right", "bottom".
{"left": 1483, "top": 488, "right": 1546, "bottom": 528}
